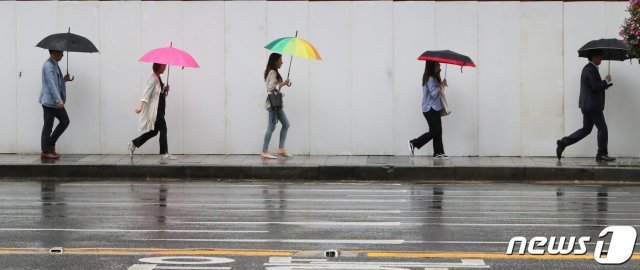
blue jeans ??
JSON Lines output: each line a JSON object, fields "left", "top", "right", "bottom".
{"left": 263, "top": 109, "right": 290, "bottom": 151}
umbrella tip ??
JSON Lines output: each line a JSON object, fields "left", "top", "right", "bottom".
{"left": 169, "top": 41, "right": 173, "bottom": 48}
{"left": 68, "top": 27, "right": 70, "bottom": 33}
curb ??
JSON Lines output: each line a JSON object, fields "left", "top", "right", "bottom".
{"left": 0, "top": 164, "right": 638, "bottom": 181}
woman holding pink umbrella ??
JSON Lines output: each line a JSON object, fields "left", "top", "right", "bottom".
{"left": 128, "top": 43, "right": 199, "bottom": 161}
{"left": 127, "top": 63, "right": 175, "bottom": 160}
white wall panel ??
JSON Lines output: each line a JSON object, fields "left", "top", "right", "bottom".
{"left": 435, "top": 2, "right": 479, "bottom": 156}
{"left": 563, "top": 3, "right": 606, "bottom": 157}
{"left": 16, "top": 2, "right": 57, "bottom": 154}
{"left": 183, "top": 2, "right": 226, "bottom": 154}
{"left": 99, "top": 2, "right": 141, "bottom": 154}
{"left": 140, "top": 2, "right": 184, "bottom": 155}
{"left": 0, "top": 2, "right": 16, "bottom": 153}
{"left": 478, "top": 2, "right": 521, "bottom": 156}
{"left": 57, "top": 2, "right": 100, "bottom": 154}
{"left": 266, "top": 1, "right": 310, "bottom": 155}
{"left": 604, "top": 2, "right": 640, "bottom": 158}
{"left": 520, "top": 2, "right": 564, "bottom": 156}
{"left": 393, "top": 2, "right": 435, "bottom": 156}
{"left": 225, "top": 1, "right": 267, "bottom": 154}
{"left": 351, "top": 2, "right": 394, "bottom": 155}
{"left": 4, "top": 1, "right": 639, "bottom": 157}
{"left": 309, "top": 2, "right": 352, "bottom": 155}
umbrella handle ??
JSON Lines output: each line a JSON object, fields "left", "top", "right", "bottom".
{"left": 166, "top": 65, "right": 171, "bottom": 89}
{"left": 608, "top": 60, "right": 610, "bottom": 76}
{"left": 286, "top": 30, "right": 299, "bottom": 81}
{"left": 444, "top": 64, "right": 448, "bottom": 79}
{"left": 66, "top": 51, "right": 74, "bottom": 81}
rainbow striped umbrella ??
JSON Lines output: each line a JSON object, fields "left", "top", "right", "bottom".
{"left": 264, "top": 36, "right": 321, "bottom": 60}
{"left": 265, "top": 31, "right": 321, "bottom": 80}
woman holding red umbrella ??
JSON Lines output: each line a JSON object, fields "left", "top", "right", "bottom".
{"left": 408, "top": 60, "right": 449, "bottom": 159}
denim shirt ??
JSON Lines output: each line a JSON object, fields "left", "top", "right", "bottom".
{"left": 38, "top": 58, "right": 66, "bottom": 108}
{"left": 422, "top": 76, "right": 442, "bottom": 112}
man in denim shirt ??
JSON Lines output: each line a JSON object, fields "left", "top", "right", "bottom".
{"left": 38, "top": 50, "right": 72, "bottom": 159}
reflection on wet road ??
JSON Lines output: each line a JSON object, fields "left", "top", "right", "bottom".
{"left": 0, "top": 180, "right": 638, "bottom": 269}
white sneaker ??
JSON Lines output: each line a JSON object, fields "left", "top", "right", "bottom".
{"left": 161, "top": 154, "right": 177, "bottom": 160}
{"left": 433, "top": 154, "right": 450, "bottom": 160}
{"left": 407, "top": 141, "right": 415, "bottom": 156}
{"left": 127, "top": 142, "right": 136, "bottom": 159}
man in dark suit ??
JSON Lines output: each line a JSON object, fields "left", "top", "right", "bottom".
{"left": 556, "top": 49, "right": 615, "bottom": 161}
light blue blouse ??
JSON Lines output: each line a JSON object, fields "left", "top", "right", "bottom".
{"left": 422, "top": 76, "right": 442, "bottom": 112}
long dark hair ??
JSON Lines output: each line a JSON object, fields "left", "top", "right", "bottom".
{"left": 422, "top": 61, "right": 442, "bottom": 86}
{"left": 264, "top": 53, "right": 283, "bottom": 82}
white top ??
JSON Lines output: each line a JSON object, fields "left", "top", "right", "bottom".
{"left": 264, "top": 70, "right": 285, "bottom": 110}
{"left": 137, "top": 74, "right": 162, "bottom": 132}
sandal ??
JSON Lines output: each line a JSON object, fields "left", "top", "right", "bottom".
{"left": 260, "top": 152, "right": 278, "bottom": 159}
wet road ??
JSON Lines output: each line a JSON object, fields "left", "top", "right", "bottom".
{"left": 0, "top": 180, "right": 638, "bottom": 269}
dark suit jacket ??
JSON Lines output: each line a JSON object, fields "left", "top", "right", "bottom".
{"left": 578, "top": 62, "right": 611, "bottom": 112}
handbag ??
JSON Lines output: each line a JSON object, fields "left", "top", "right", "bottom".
{"left": 440, "top": 91, "right": 451, "bottom": 116}
{"left": 267, "top": 90, "right": 283, "bottom": 110}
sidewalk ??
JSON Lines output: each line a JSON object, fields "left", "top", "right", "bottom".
{"left": 0, "top": 154, "right": 639, "bottom": 181}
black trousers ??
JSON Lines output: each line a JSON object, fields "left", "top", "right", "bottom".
{"left": 132, "top": 112, "right": 168, "bottom": 154}
{"left": 559, "top": 109, "right": 608, "bottom": 156}
{"left": 41, "top": 106, "right": 70, "bottom": 153}
{"left": 411, "top": 109, "right": 444, "bottom": 156}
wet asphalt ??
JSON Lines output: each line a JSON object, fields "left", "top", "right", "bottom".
{"left": 0, "top": 180, "right": 638, "bottom": 270}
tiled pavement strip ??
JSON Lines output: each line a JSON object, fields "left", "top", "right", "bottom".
{"left": 0, "top": 154, "right": 639, "bottom": 181}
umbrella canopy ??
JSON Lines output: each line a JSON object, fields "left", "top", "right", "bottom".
{"left": 265, "top": 36, "right": 321, "bottom": 60}
{"left": 139, "top": 43, "right": 199, "bottom": 68}
{"left": 418, "top": 50, "right": 476, "bottom": 67}
{"left": 36, "top": 30, "right": 98, "bottom": 53}
{"left": 578, "top": 38, "right": 629, "bottom": 61}
{"left": 139, "top": 42, "right": 199, "bottom": 86}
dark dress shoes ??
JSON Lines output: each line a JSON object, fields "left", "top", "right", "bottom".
{"left": 555, "top": 140, "right": 565, "bottom": 160}
{"left": 596, "top": 155, "right": 616, "bottom": 162}
{"left": 41, "top": 152, "right": 59, "bottom": 159}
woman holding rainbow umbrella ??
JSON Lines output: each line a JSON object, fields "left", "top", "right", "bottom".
{"left": 261, "top": 32, "right": 321, "bottom": 159}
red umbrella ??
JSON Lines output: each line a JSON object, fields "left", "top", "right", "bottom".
{"left": 418, "top": 50, "right": 476, "bottom": 78}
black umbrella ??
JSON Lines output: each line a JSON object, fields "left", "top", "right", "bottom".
{"left": 418, "top": 50, "right": 476, "bottom": 79}
{"left": 36, "top": 27, "right": 99, "bottom": 80}
{"left": 578, "top": 38, "right": 629, "bottom": 75}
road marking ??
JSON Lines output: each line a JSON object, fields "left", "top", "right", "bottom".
{"left": 401, "top": 223, "right": 640, "bottom": 227}
{"left": 139, "top": 256, "right": 234, "bottom": 264}
{"left": 0, "top": 228, "right": 267, "bottom": 233}
{"left": 367, "top": 252, "right": 640, "bottom": 260}
{"left": 0, "top": 248, "right": 293, "bottom": 256}
{"left": 373, "top": 216, "right": 640, "bottom": 221}
{"left": 403, "top": 240, "right": 640, "bottom": 246}
{"left": 128, "top": 264, "right": 156, "bottom": 270}
{"left": 265, "top": 257, "right": 489, "bottom": 269}
{"left": 172, "top": 221, "right": 401, "bottom": 226}
{"left": 138, "top": 239, "right": 406, "bottom": 244}
{"left": 0, "top": 247, "right": 638, "bottom": 261}
{"left": 398, "top": 210, "right": 640, "bottom": 215}
{"left": 348, "top": 194, "right": 623, "bottom": 199}
{"left": 153, "top": 267, "right": 230, "bottom": 270}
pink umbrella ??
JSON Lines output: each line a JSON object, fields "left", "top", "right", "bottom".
{"left": 139, "top": 42, "right": 199, "bottom": 85}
